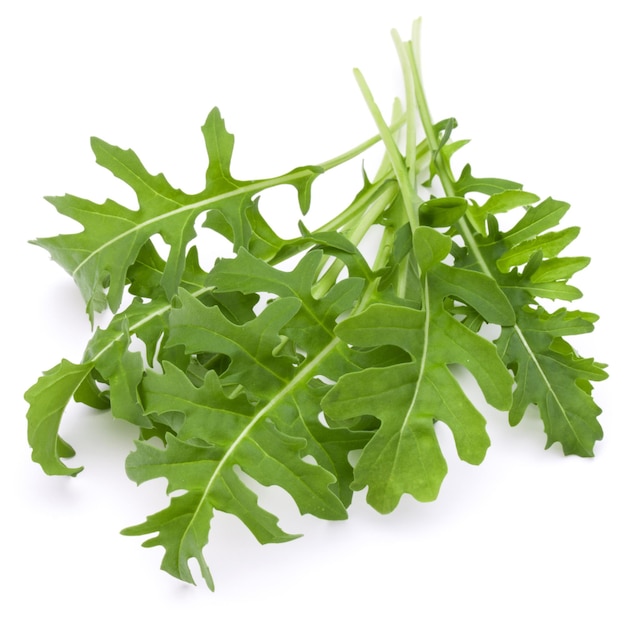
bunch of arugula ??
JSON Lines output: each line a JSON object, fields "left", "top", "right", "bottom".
{"left": 25, "top": 21, "right": 607, "bottom": 589}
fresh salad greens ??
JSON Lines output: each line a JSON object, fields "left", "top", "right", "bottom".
{"left": 25, "top": 21, "right": 607, "bottom": 589}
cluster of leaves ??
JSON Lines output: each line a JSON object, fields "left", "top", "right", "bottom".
{"left": 25, "top": 21, "right": 607, "bottom": 589}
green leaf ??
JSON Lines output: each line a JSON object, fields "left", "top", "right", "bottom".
{"left": 480, "top": 190, "right": 541, "bottom": 215}
{"left": 96, "top": 345, "right": 148, "bottom": 428}
{"left": 125, "top": 327, "right": 353, "bottom": 586}
{"left": 165, "top": 284, "right": 366, "bottom": 503}
{"left": 23, "top": 22, "right": 607, "bottom": 590}
{"left": 323, "top": 234, "right": 513, "bottom": 512}
{"left": 209, "top": 247, "right": 365, "bottom": 355}
{"left": 121, "top": 489, "right": 217, "bottom": 589}
{"left": 496, "top": 226, "right": 580, "bottom": 271}
{"left": 503, "top": 197, "right": 570, "bottom": 246}
{"left": 33, "top": 108, "right": 320, "bottom": 320}
{"left": 497, "top": 307, "right": 606, "bottom": 456}
{"left": 413, "top": 226, "right": 451, "bottom": 273}
{"left": 530, "top": 256, "right": 590, "bottom": 283}
{"left": 455, "top": 164, "right": 522, "bottom": 196}
{"left": 468, "top": 189, "right": 540, "bottom": 234}
{"left": 453, "top": 198, "right": 606, "bottom": 454}
{"left": 168, "top": 293, "right": 303, "bottom": 395}
{"left": 419, "top": 196, "right": 468, "bottom": 227}
{"left": 24, "top": 359, "right": 94, "bottom": 476}
{"left": 122, "top": 429, "right": 309, "bottom": 588}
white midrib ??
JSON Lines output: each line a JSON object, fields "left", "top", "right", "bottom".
{"left": 186, "top": 335, "right": 342, "bottom": 534}
{"left": 98, "top": 285, "right": 343, "bottom": 567}
{"left": 459, "top": 216, "right": 580, "bottom": 446}
{"left": 89, "top": 285, "right": 214, "bottom": 363}
{"left": 384, "top": 275, "right": 432, "bottom": 495}
{"left": 71, "top": 170, "right": 309, "bottom": 279}
{"left": 511, "top": 323, "right": 574, "bottom": 437}
{"left": 88, "top": 282, "right": 344, "bottom": 570}
{"left": 181, "top": 277, "right": 381, "bottom": 541}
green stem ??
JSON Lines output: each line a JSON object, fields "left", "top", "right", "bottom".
{"left": 312, "top": 99, "right": 424, "bottom": 298}
{"left": 408, "top": 20, "right": 456, "bottom": 199}
{"left": 391, "top": 30, "right": 420, "bottom": 194}
{"left": 316, "top": 117, "right": 406, "bottom": 172}
{"left": 407, "top": 21, "right": 495, "bottom": 280}
{"left": 311, "top": 182, "right": 398, "bottom": 299}
{"left": 313, "top": 173, "right": 395, "bottom": 234}
{"left": 354, "top": 68, "right": 420, "bottom": 231}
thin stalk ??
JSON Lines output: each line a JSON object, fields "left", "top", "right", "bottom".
{"left": 391, "top": 30, "right": 418, "bottom": 191}
{"left": 316, "top": 116, "right": 406, "bottom": 172}
{"left": 394, "top": 254, "right": 410, "bottom": 299}
{"left": 354, "top": 68, "right": 419, "bottom": 231}
{"left": 313, "top": 172, "right": 395, "bottom": 235}
{"left": 312, "top": 99, "right": 420, "bottom": 298}
{"left": 311, "top": 182, "right": 398, "bottom": 299}
{"left": 316, "top": 134, "right": 431, "bottom": 236}
{"left": 407, "top": 21, "right": 494, "bottom": 279}
{"left": 406, "top": 23, "right": 582, "bottom": 447}
{"left": 320, "top": 97, "right": 411, "bottom": 233}
{"left": 408, "top": 20, "right": 456, "bottom": 198}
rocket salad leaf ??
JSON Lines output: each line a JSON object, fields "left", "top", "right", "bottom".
{"left": 24, "top": 20, "right": 607, "bottom": 589}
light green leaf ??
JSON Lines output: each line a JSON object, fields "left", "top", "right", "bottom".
{"left": 126, "top": 352, "right": 349, "bottom": 586}
{"left": 323, "top": 260, "right": 512, "bottom": 512}
{"left": 503, "top": 197, "right": 570, "bottom": 246}
{"left": 25, "top": 359, "right": 94, "bottom": 476}
{"left": 164, "top": 286, "right": 365, "bottom": 502}
{"left": 33, "top": 108, "right": 320, "bottom": 320}
{"left": 454, "top": 202, "right": 606, "bottom": 454}
{"left": 530, "top": 256, "right": 590, "bottom": 283}
{"left": 121, "top": 490, "right": 217, "bottom": 588}
{"left": 455, "top": 164, "right": 522, "bottom": 196}
{"left": 498, "top": 307, "right": 606, "bottom": 455}
{"left": 496, "top": 226, "right": 580, "bottom": 271}
{"left": 469, "top": 189, "right": 540, "bottom": 234}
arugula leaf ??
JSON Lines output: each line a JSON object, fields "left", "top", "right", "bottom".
{"left": 449, "top": 203, "right": 607, "bottom": 455}
{"left": 323, "top": 228, "right": 513, "bottom": 512}
{"left": 455, "top": 163, "right": 522, "bottom": 196}
{"left": 24, "top": 20, "right": 607, "bottom": 588}
{"left": 497, "top": 307, "right": 606, "bottom": 455}
{"left": 25, "top": 359, "right": 94, "bottom": 476}
{"left": 32, "top": 109, "right": 320, "bottom": 321}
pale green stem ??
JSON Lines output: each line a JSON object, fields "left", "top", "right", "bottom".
{"left": 316, "top": 117, "right": 406, "bottom": 172}
{"left": 313, "top": 172, "right": 394, "bottom": 235}
{"left": 311, "top": 182, "right": 398, "bottom": 299}
{"left": 409, "top": 19, "right": 456, "bottom": 198}
{"left": 391, "top": 30, "right": 418, "bottom": 191}
{"left": 354, "top": 68, "right": 419, "bottom": 231}
{"left": 394, "top": 254, "right": 410, "bottom": 299}
{"left": 312, "top": 99, "right": 419, "bottom": 298}
{"left": 407, "top": 21, "right": 495, "bottom": 279}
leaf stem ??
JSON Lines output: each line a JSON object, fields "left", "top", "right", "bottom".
{"left": 391, "top": 30, "right": 418, "bottom": 190}
{"left": 311, "top": 182, "right": 398, "bottom": 299}
{"left": 316, "top": 117, "right": 407, "bottom": 172}
{"left": 408, "top": 20, "right": 455, "bottom": 198}
{"left": 354, "top": 68, "right": 420, "bottom": 231}
{"left": 313, "top": 174, "right": 395, "bottom": 234}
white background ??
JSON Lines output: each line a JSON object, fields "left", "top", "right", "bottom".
{"left": 2, "top": 1, "right": 624, "bottom": 624}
